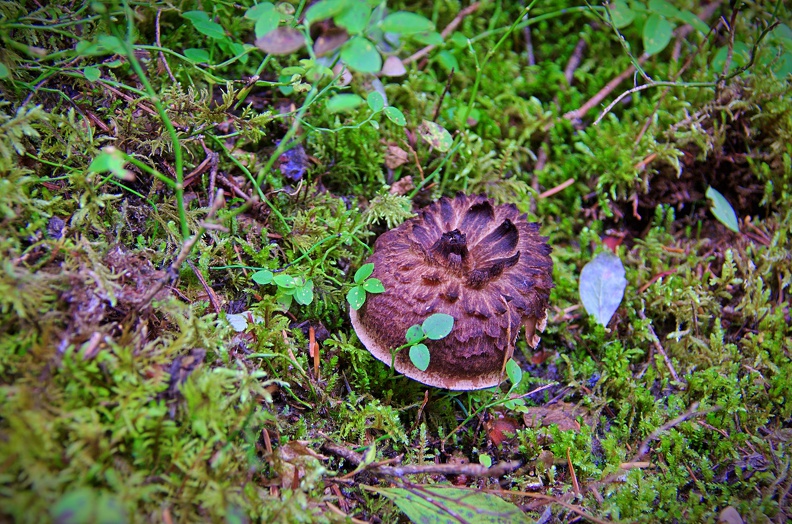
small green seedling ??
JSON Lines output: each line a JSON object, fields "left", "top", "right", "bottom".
{"left": 347, "top": 263, "right": 385, "bottom": 310}
{"left": 396, "top": 313, "right": 454, "bottom": 372}
{"left": 251, "top": 270, "right": 314, "bottom": 309}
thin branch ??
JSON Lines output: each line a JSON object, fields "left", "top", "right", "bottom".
{"left": 321, "top": 442, "right": 520, "bottom": 479}
{"left": 637, "top": 310, "right": 684, "bottom": 385}
{"left": 636, "top": 403, "right": 722, "bottom": 458}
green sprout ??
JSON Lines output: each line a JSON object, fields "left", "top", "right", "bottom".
{"left": 251, "top": 270, "right": 314, "bottom": 309}
{"left": 346, "top": 263, "right": 385, "bottom": 310}
{"left": 389, "top": 313, "right": 454, "bottom": 372}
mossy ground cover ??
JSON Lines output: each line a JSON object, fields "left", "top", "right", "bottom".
{"left": 1, "top": 1, "right": 790, "bottom": 522}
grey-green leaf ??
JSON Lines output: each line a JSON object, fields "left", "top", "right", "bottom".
{"left": 355, "top": 263, "right": 375, "bottom": 283}
{"left": 380, "top": 12, "right": 435, "bottom": 35}
{"left": 326, "top": 93, "right": 364, "bottom": 113}
{"left": 409, "top": 344, "right": 430, "bottom": 371}
{"left": 347, "top": 286, "right": 366, "bottom": 310}
{"left": 579, "top": 251, "right": 627, "bottom": 326}
{"left": 367, "top": 91, "right": 385, "bottom": 112}
{"left": 609, "top": 0, "right": 635, "bottom": 29}
{"left": 505, "top": 359, "right": 523, "bottom": 388}
{"left": 340, "top": 36, "right": 382, "bottom": 73}
{"left": 405, "top": 325, "right": 423, "bottom": 344}
{"left": 643, "top": 14, "right": 674, "bottom": 56}
{"left": 251, "top": 270, "right": 274, "bottom": 285}
{"left": 363, "top": 278, "right": 384, "bottom": 293}
{"left": 706, "top": 186, "right": 740, "bottom": 232}
{"left": 422, "top": 313, "right": 454, "bottom": 340}
{"left": 384, "top": 106, "right": 406, "bottom": 126}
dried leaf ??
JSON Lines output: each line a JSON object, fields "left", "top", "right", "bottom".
{"left": 381, "top": 55, "right": 407, "bottom": 77}
{"left": 579, "top": 251, "right": 627, "bottom": 326}
{"left": 255, "top": 27, "right": 306, "bottom": 55}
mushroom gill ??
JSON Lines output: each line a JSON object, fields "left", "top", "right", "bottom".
{"left": 349, "top": 193, "right": 554, "bottom": 390}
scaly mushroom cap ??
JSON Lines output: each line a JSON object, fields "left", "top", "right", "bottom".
{"left": 350, "top": 193, "right": 553, "bottom": 390}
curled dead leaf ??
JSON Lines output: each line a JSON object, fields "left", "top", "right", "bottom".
{"left": 385, "top": 145, "right": 409, "bottom": 170}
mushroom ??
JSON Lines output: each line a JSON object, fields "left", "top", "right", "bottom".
{"left": 350, "top": 193, "right": 553, "bottom": 390}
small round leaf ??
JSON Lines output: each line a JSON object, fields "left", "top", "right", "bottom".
{"left": 417, "top": 120, "right": 453, "bottom": 152}
{"left": 294, "top": 282, "right": 314, "bottom": 305}
{"left": 380, "top": 12, "right": 435, "bottom": 35}
{"left": 251, "top": 270, "right": 274, "bottom": 285}
{"left": 384, "top": 106, "right": 406, "bottom": 126}
{"left": 326, "top": 93, "right": 364, "bottom": 113}
{"left": 367, "top": 91, "right": 385, "bottom": 112}
{"left": 505, "top": 359, "right": 523, "bottom": 388}
{"left": 405, "top": 324, "right": 423, "bottom": 344}
{"left": 273, "top": 274, "right": 296, "bottom": 288}
{"left": 409, "top": 344, "right": 430, "bottom": 371}
{"left": 83, "top": 66, "right": 101, "bottom": 82}
{"left": 340, "top": 36, "right": 382, "bottom": 73}
{"left": 643, "top": 14, "right": 674, "bottom": 56}
{"left": 347, "top": 285, "right": 366, "bottom": 310}
{"left": 354, "top": 263, "right": 375, "bottom": 283}
{"left": 422, "top": 313, "right": 454, "bottom": 340}
{"left": 362, "top": 278, "right": 384, "bottom": 293}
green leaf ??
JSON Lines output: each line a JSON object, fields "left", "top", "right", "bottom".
{"left": 579, "top": 251, "right": 627, "bottom": 326}
{"left": 0, "top": 63, "right": 9, "bottom": 79}
{"left": 372, "top": 486, "right": 531, "bottom": 524}
{"left": 417, "top": 120, "right": 453, "bottom": 152}
{"left": 409, "top": 344, "right": 430, "bottom": 371}
{"left": 183, "top": 11, "right": 226, "bottom": 40}
{"left": 245, "top": 2, "right": 275, "bottom": 20}
{"left": 183, "top": 48, "right": 211, "bottom": 63}
{"left": 608, "top": 0, "right": 635, "bottom": 29}
{"left": 405, "top": 325, "right": 423, "bottom": 344}
{"left": 88, "top": 147, "right": 132, "bottom": 179}
{"left": 505, "top": 359, "right": 523, "bottom": 388}
{"left": 340, "top": 36, "right": 382, "bottom": 73}
{"left": 251, "top": 270, "right": 274, "bottom": 285}
{"left": 384, "top": 106, "right": 406, "bottom": 126}
{"left": 254, "top": 11, "right": 281, "bottom": 39}
{"left": 304, "top": 0, "right": 350, "bottom": 25}
{"left": 273, "top": 274, "right": 296, "bottom": 288}
{"left": 335, "top": 3, "right": 371, "bottom": 34}
{"left": 478, "top": 454, "right": 492, "bottom": 468}
{"left": 643, "top": 14, "right": 674, "bottom": 56}
{"left": 367, "top": 91, "right": 385, "bottom": 112}
{"left": 354, "top": 263, "right": 375, "bottom": 283}
{"left": 326, "top": 93, "right": 364, "bottom": 113}
{"left": 83, "top": 65, "right": 101, "bottom": 82}
{"left": 706, "top": 186, "right": 740, "bottom": 232}
{"left": 363, "top": 278, "right": 385, "bottom": 293}
{"left": 347, "top": 285, "right": 366, "bottom": 310}
{"left": 435, "top": 50, "right": 458, "bottom": 73}
{"left": 422, "top": 313, "right": 454, "bottom": 340}
{"left": 276, "top": 292, "right": 293, "bottom": 310}
{"left": 675, "top": 9, "right": 709, "bottom": 35}
{"left": 712, "top": 42, "right": 751, "bottom": 73}
{"left": 294, "top": 281, "right": 314, "bottom": 305}
{"left": 97, "top": 35, "right": 127, "bottom": 55}
{"left": 380, "top": 12, "right": 435, "bottom": 35}
{"left": 411, "top": 31, "right": 444, "bottom": 46}
{"left": 647, "top": 0, "right": 681, "bottom": 18}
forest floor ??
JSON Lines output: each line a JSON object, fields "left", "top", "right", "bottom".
{"left": 1, "top": 1, "right": 791, "bottom": 523}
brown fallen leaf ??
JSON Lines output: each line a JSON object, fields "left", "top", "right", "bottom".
{"left": 385, "top": 145, "right": 409, "bottom": 170}
{"left": 256, "top": 27, "right": 306, "bottom": 55}
{"left": 273, "top": 440, "right": 328, "bottom": 488}
{"left": 523, "top": 402, "right": 595, "bottom": 433}
{"left": 313, "top": 27, "right": 348, "bottom": 56}
{"left": 381, "top": 55, "right": 407, "bottom": 77}
{"left": 389, "top": 175, "right": 414, "bottom": 196}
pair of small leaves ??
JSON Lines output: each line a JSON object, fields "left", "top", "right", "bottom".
{"left": 608, "top": 0, "right": 708, "bottom": 56}
{"left": 347, "top": 263, "right": 385, "bottom": 310}
{"left": 405, "top": 313, "right": 454, "bottom": 371}
{"left": 251, "top": 270, "right": 314, "bottom": 306}
{"left": 326, "top": 90, "right": 407, "bottom": 126}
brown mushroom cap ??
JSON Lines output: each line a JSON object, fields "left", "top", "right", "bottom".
{"left": 350, "top": 193, "right": 553, "bottom": 390}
